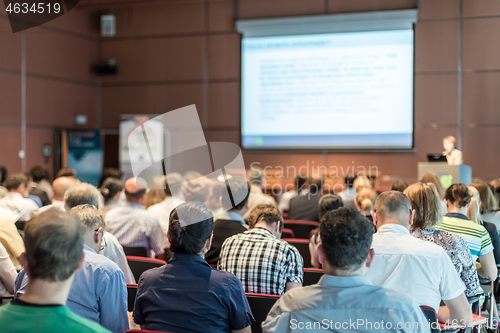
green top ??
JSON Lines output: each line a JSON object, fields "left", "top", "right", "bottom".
{"left": 0, "top": 302, "right": 111, "bottom": 333}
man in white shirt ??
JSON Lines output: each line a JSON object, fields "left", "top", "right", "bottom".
{"left": 242, "top": 167, "right": 277, "bottom": 220}
{"left": 147, "top": 173, "right": 184, "bottom": 234}
{"left": 366, "top": 191, "right": 472, "bottom": 327}
{"left": 0, "top": 174, "right": 39, "bottom": 222}
{"left": 38, "top": 177, "right": 76, "bottom": 214}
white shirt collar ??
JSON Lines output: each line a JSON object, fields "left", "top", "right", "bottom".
{"left": 376, "top": 224, "right": 410, "bottom": 235}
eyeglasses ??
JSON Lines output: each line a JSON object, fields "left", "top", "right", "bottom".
{"left": 95, "top": 229, "right": 107, "bottom": 252}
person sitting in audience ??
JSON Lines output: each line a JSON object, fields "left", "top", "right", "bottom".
{"left": 366, "top": 191, "right": 472, "bottom": 326}
{"left": 288, "top": 177, "right": 323, "bottom": 222}
{"left": 144, "top": 176, "right": 167, "bottom": 209}
{"left": 134, "top": 202, "right": 253, "bottom": 333}
{"left": 355, "top": 188, "right": 376, "bottom": 222}
{"left": 319, "top": 193, "right": 343, "bottom": 220}
{"left": 28, "top": 166, "right": 51, "bottom": 206}
{"left": 242, "top": 167, "right": 277, "bottom": 220}
{"left": 471, "top": 180, "right": 500, "bottom": 233}
{"left": 56, "top": 167, "right": 78, "bottom": 180}
{"left": 0, "top": 215, "right": 25, "bottom": 270}
{"left": 421, "top": 172, "right": 447, "bottom": 214}
{"left": 15, "top": 205, "right": 129, "bottom": 333}
{"left": 436, "top": 184, "right": 497, "bottom": 282}
{"left": 405, "top": 183, "right": 482, "bottom": 299}
{"left": 205, "top": 177, "right": 250, "bottom": 264}
{"left": 105, "top": 177, "right": 168, "bottom": 259}
{"left": 0, "top": 166, "right": 8, "bottom": 198}
{"left": 0, "top": 241, "right": 16, "bottom": 299}
{"left": 338, "top": 173, "right": 357, "bottom": 208}
{"left": 38, "top": 176, "right": 76, "bottom": 213}
{"left": 263, "top": 208, "right": 430, "bottom": 333}
{"left": 491, "top": 179, "right": 500, "bottom": 206}
{"left": 279, "top": 176, "right": 308, "bottom": 214}
{"left": 99, "top": 177, "right": 123, "bottom": 214}
{"left": 181, "top": 175, "right": 212, "bottom": 204}
{"left": 147, "top": 172, "right": 184, "bottom": 234}
{"left": 0, "top": 173, "right": 39, "bottom": 221}
{"left": 443, "top": 136, "right": 463, "bottom": 165}
{"left": 219, "top": 204, "right": 303, "bottom": 295}
{"left": 0, "top": 209, "right": 109, "bottom": 333}
{"left": 353, "top": 175, "right": 372, "bottom": 193}
{"left": 391, "top": 179, "right": 409, "bottom": 192}
{"left": 64, "top": 183, "right": 135, "bottom": 284}
{"left": 98, "top": 168, "right": 123, "bottom": 189}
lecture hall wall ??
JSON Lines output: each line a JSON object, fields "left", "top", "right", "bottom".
{"left": 1, "top": 0, "right": 500, "bottom": 184}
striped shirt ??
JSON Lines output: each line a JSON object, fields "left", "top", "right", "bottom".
{"left": 218, "top": 227, "right": 303, "bottom": 295}
{"left": 436, "top": 213, "right": 493, "bottom": 260}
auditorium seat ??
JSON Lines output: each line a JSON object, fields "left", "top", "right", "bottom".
{"left": 282, "top": 238, "right": 312, "bottom": 268}
{"left": 303, "top": 268, "right": 323, "bottom": 286}
{"left": 126, "top": 284, "right": 138, "bottom": 312}
{"left": 126, "top": 256, "right": 166, "bottom": 281}
{"left": 246, "top": 293, "right": 281, "bottom": 333}
{"left": 123, "top": 246, "right": 149, "bottom": 257}
{"left": 283, "top": 220, "right": 319, "bottom": 239}
{"left": 281, "top": 228, "right": 295, "bottom": 239}
{"left": 419, "top": 306, "right": 443, "bottom": 333}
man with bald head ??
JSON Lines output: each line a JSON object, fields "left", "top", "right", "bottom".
{"left": 38, "top": 177, "right": 75, "bottom": 213}
{"left": 105, "top": 177, "right": 167, "bottom": 258}
{"left": 366, "top": 191, "right": 472, "bottom": 327}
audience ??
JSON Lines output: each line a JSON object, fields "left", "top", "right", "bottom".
{"left": 242, "top": 167, "right": 277, "bottom": 220}
{"left": 404, "top": 183, "right": 482, "bottom": 298}
{"left": 99, "top": 177, "right": 123, "bottom": 213}
{"left": 219, "top": 204, "right": 303, "bottom": 295}
{"left": 366, "top": 191, "right": 472, "bottom": 326}
{"left": 263, "top": 208, "right": 429, "bottom": 333}
{"left": 318, "top": 193, "right": 343, "bottom": 219}
{"left": 338, "top": 173, "right": 357, "bottom": 208}
{"left": 355, "top": 188, "right": 376, "bottom": 222}
{"left": 0, "top": 209, "right": 109, "bottom": 333}
{"left": 144, "top": 176, "right": 167, "bottom": 209}
{"left": 0, "top": 241, "right": 16, "bottom": 298}
{"left": 56, "top": 167, "right": 78, "bottom": 180}
{"left": 0, "top": 166, "right": 7, "bottom": 198}
{"left": 38, "top": 176, "right": 76, "bottom": 213}
{"left": 420, "top": 172, "right": 447, "bottom": 214}
{"left": 391, "top": 179, "right": 409, "bottom": 192}
{"left": 288, "top": 177, "right": 323, "bottom": 221}
{"left": 205, "top": 177, "right": 250, "bottom": 264}
{"left": 471, "top": 180, "right": 500, "bottom": 233}
{"left": 147, "top": 172, "right": 184, "bottom": 233}
{"left": 279, "top": 176, "right": 308, "bottom": 214}
{"left": 133, "top": 202, "right": 253, "bottom": 333}
{"left": 15, "top": 206, "right": 129, "bottom": 333}
{"left": 0, "top": 216, "right": 25, "bottom": 270}
{"left": 0, "top": 173, "right": 39, "bottom": 222}
{"left": 98, "top": 168, "right": 123, "bottom": 189}
{"left": 436, "top": 184, "right": 497, "bottom": 282}
{"left": 105, "top": 177, "right": 168, "bottom": 259}
{"left": 28, "top": 166, "right": 51, "bottom": 206}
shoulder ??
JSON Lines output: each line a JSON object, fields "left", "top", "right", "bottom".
{"left": 62, "top": 307, "right": 111, "bottom": 333}
{"left": 83, "top": 249, "right": 124, "bottom": 277}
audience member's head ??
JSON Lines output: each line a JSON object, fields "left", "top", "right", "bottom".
{"left": 318, "top": 207, "right": 374, "bottom": 275}
{"left": 206, "top": 179, "right": 223, "bottom": 211}
{"left": 319, "top": 194, "right": 343, "bottom": 219}
{"left": 344, "top": 173, "right": 356, "bottom": 190}
{"left": 420, "top": 172, "right": 445, "bottom": 200}
{"left": 470, "top": 180, "right": 498, "bottom": 214}
{"left": 22, "top": 208, "right": 84, "bottom": 282}
{"left": 64, "top": 183, "right": 101, "bottom": 211}
{"left": 124, "top": 177, "right": 148, "bottom": 204}
{"left": 56, "top": 168, "right": 77, "bottom": 179}
{"left": 404, "top": 182, "right": 442, "bottom": 229}
{"left": 100, "top": 177, "right": 123, "bottom": 205}
{"left": 70, "top": 204, "right": 106, "bottom": 253}
{"left": 373, "top": 191, "right": 413, "bottom": 229}
{"left": 355, "top": 188, "right": 376, "bottom": 215}
{"left": 0, "top": 166, "right": 7, "bottom": 184}
{"left": 181, "top": 176, "right": 212, "bottom": 203}
{"left": 98, "top": 168, "right": 123, "bottom": 188}
{"left": 308, "top": 177, "right": 324, "bottom": 195}
{"left": 308, "top": 229, "right": 321, "bottom": 269}
{"left": 444, "top": 183, "right": 471, "bottom": 212}
{"left": 168, "top": 202, "right": 214, "bottom": 256}
{"left": 166, "top": 172, "right": 183, "bottom": 197}
{"left": 30, "top": 166, "right": 50, "bottom": 183}
{"left": 491, "top": 179, "right": 500, "bottom": 206}
{"left": 220, "top": 177, "right": 250, "bottom": 212}
{"left": 353, "top": 175, "right": 372, "bottom": 193}
{"left": 247, "top": 166, "right": 264, "bottom": 187}
{"left": 247, "top": 204, "right": 284, "bottom": 237}
{"left": 391, "top": 180, "right": 409, "bottom": 192}
{"left": 183, "top": 171, "right": 203, "bottom": 182}
{"left": 5, "top": 173, "right": 28, "bottom": 194}
{"left": 52, "top": 177, "right": 76, "bottom": 201}
{"left": 443, "top": 135, "right": 456, "bottom": 153}
{"left": 144, "top": 176, "right": 167, "bottom": 209}
{"left": 295, "top": 176, "right": 308, "bottom": 193}
{"left": 467, "top": 186, "right": 482, "bottom": 225}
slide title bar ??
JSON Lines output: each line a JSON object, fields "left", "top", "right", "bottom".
{"left": 236, "top": 9, "right": 418, "bottom": 37}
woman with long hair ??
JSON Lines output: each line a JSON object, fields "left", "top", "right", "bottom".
{"left": 470, "top": 180, "right": 500, "bottom": 233}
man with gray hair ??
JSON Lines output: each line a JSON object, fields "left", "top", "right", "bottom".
{"left": 63, "top": 183, "right": 135, "bottom": 284}
{"left": 242, "top": 166, "right": 277, "bottom": 220}
{"left": 366, "top": 191, "right": 472, "bottom": 327}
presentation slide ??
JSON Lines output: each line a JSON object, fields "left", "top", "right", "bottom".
{"left": 241, "top": 30, "right": 414, "bottom": 150}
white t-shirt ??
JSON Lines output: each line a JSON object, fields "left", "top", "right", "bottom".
{"left": 366, "top": 224, "right": 465, "bottom": 312}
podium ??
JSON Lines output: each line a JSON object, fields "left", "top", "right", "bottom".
{"left": 417, "top": 163, "right": 472, "bottom": 188}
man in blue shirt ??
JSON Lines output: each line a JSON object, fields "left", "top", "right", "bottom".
{"left": 263, "top": 207, "right": 430, "bottom": 333}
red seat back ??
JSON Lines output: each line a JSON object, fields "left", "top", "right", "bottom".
{"left": 282, "top": 238, "right": 312, "bottom": 268}
{"left": 283, "top": 220, "right": 319, "bottom": 239}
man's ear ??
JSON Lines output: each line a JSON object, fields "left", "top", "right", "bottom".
{"left": 317, "top": 243, "right": 325, "bottom": 265}
{"left": 409, "top": 209, "right": 415, "bottom": 226}
{"left": 371, "top": 211, "right": 377, "bottom": 227}
{"left": 365, "top": 248, "right": 375, "bottom": 268}
{"left": 205, "top": 233, "right": 214, "bottom": 251}
{"left": 19, "top": 252, "right": 29, "bottom": 274}
{"left": 94, "top": 227, "right": 102, "bottom": 244}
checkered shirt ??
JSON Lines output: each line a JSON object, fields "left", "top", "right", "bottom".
{"left": 218, "top": 227, "right": 303, "bottom": 295}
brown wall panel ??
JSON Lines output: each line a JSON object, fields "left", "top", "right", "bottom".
{"left": 0, "top": 16, "right": 21, "bottom": 72}
{"left": 208, "top": 82, "right": 240, "bottom": 128}
{"left": 418, "top": 0, "right": 459, "bottom": 20}
{"left": 463, "top": 0, "right": 500, "bottom": 18}
{"left": 112, "top": 2, "right": 204, "bottom": 37}
{"left": 0, "top": 72, "right": 21, "bottom": 125}
{"left": 415, "top": 20, "right": 458, "bottom": 72}
{"left": 415, "top": 74, "right": 458, "bottom": 125}
{"left": 0, "top": 126, "right": 22, "bottom": 173}
{"left": 26, "top": 29, "right": 98, "bottom": 82}
{"left": 207, "top": 129, "right": 240, "bottom": 145}
{"left": 44, "top": 8, "right": 100, "bottom": 37}
{"left": 101, "top": 36, "right": 204, "bottom": 83}
{"left": 25, "top": 127, "right": 54, "bottom": 174}
{"left": 208, "top": 33, "right": 240, "bottom": 80}
{"left": 239, "top": 0, "right": 325, "bottom": 19}
{"left": 463, "top": 18, "right": 500, "bottom": 71}
{"left": 209, "top": 0, "right": 235, "bottom": 32}
{"left": 26, "top": 77, "right": 97, "bottom": 128}
{"left": 102, "top": 84, "right": 204, "bottom": 128}
{"left": 328, "top": 0, "right": 416, "bottom": 14}
{"left": 463, "top": 72, "right": 500, "bottom": 125}
{"left": 462, "top": 127, "right": 500, "bottom": 178}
